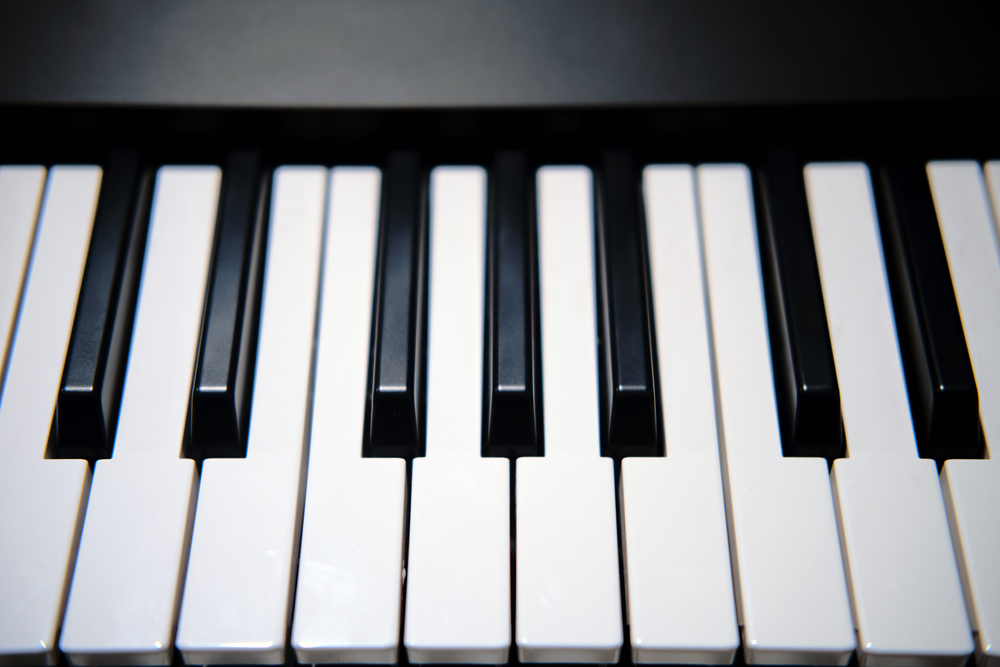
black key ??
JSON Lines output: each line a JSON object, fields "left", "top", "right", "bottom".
{"left": 756, "top": 150, "right": 844, "bottom": 459}
{"left": 189, "top": 150, "right": 268, "bottom": 459}
{"left": 483, "top": 150, "right": 541, "bottom": 458}
{"left": 55, "top": 150, "right": 151, "bottom": 459}
{"left": 595, "top": 150, "right": 658, "bottom": 457}
{"left": 875, "top": 159, "right": 981, "bottom": 461}
{"left": 364, "top": 151, "right": 428, "bottom": 458}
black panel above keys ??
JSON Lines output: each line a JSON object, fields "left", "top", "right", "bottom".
{"left": 483, "top": 150, "right": 541, "bottom": 458}
{"left": 189, "top": 150, "right": 268, "bottom": 459}
{"left": 756, "top": 150, "right": 844, "bottom": 459}
{"left": 54, "top": 150, "right": 151, "bottom": 460}
{"left": 365, "top": 151, "right": 428, "bottom": 458}
{"left": 875, "top": 159, "right": 981, "bottom": 461}
{"left": 595, "top": 150, "right": 659, "bottom": 457}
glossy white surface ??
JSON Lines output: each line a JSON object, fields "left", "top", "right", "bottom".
{"left": 177, "top": 167, "right": 326, "bottom": 665}
{"left": 515, "top": 167, "right": 622, "bottom": 664}
{"left": 0, "top": 167, "right": 102, "bottom": 666}
{"left": 60, "top": 167, "right": 221, "bottom": 666}
{"left": 618, "top": 165, "right": 738, "bottom": 665}
{"left": 0, "top": 165, "right": 46, "bottom": 388}
{"left": 292, "top": 167, "right": 408, "bottom": 665}
{"left": 698, "top": 163, "right": 854, "bottom": 665}
{"left": 927, "top": 161, "right": 1000, "bottom": 667}
{"left": 403, "top": 167, "right": 510, "bottom": 664}
{"left": 805, "top": 162, "right": 973, "bottom": 667}
{"left": 986, "top": 162, "right": 1000, "bottom": 234}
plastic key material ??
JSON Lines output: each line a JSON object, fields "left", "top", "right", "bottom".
{"left": 59, "top": 166, "right": 222, "bottom": 666}
{"left": 875, "top": 159, "right": 980, "bottom": 461}
{"left": 0, "top": 165, "right": 46, "bottom": 392}
{"left": 699, "top": 164, "right": 855, "bottom": 665}
{"left": 0, "top": 167, "right": 102, "bottom": 666}
{"left": 404, "top": 167, "right": 510, "bottom": 664}
{"left": 755, "top": 150, "right": 843, "bottom": 459}
{"left": 190, "top": 150, "right": 267, "bottom": 459}
{"left": 292, "top": 168, "right": 407, "bottom": 665}
{"left": 56, "top": 151, "right": 151, "bottom": 459}
{"left": 805, "top": 162, "right": 973, "bottom": 667}
{"left": 483, "top": 150, "right": 541, "bottom": 458}
{"left": 516, "top": 166, "right": 623, "bottom": 663}
{"left": 595, "top": 151, "right": 658, "bottom": 457}
{"left": 177, "top": 166, "right": 324, "bottom": 665}
{"left": 366, "top": 151, "right": 427, "bottom": 458}
{"left": 618, "top": 165, "right": 739, "bottom": 664}
{"left": 927, "top": 160, "right": 1000, "bottom": 667}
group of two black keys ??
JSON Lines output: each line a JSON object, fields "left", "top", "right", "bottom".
{"left": 48, "top": 147, "right": 983, "bottom": 466}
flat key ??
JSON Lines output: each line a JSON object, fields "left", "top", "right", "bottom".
{"left": 928, "top": 161, "right": 1000, "bottom": 667}
{"left": 875, "top": 159, "right": 980, "bottom": 461}
{"left": 756, "top": 150, "right": 843, "bottom": 459}
{"left": 190, "top": 150, "right": 267, "bottom": 459}
{"left": 0, "top": 165, "right": 46, "bottom": 392}
{"left": 56, "top": 150, "right": 151, "bottom": 460}
{"left": 292, "top": 167, "right": 407, "bottom": 665}
{"left": 366, "top": 151, "right": 427, "bottom": 458}
{"left": 596, "top": 150, "right": 658, "bottom": 457}
{"left": 484, "top": 150, "right": 540, "bottom": 457}
{"left": 0, "top": 167, "right": 102, "bottom": 666}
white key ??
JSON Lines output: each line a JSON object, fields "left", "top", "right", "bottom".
{"left": 986, "top": 162, "right": 1000, "bottom": 230}
{"left": 290, "top": 168, "right": 407, "bottom": 665}
{"left": 404, "top": 167, "right": 510, "bottom": 664}
{"left": 176, "top": 167, "right": 326, "bottom": 665}
{"left": 60, "top": 167, "right": 221, "bottom": 666}
{"left": 516, "top": 167, "right": 622, "bottom": 663}
{"left": 0, "top": 165, "right": 46, "bottom": 388}
{"left": 805, "top": 162, "right": 973, "bottom": 667}
{"left": 0, "top": 167, "right": 102, "bottom": 666}
{"left": 618, "top": 166, "right": 738, "bottom": 665}
{"left": 699, "top": 164, "right": 855, "bottom": 665}
{"left": 927, "top": 161, "right": 1000, "bottom": 667}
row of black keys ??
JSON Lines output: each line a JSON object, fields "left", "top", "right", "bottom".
{"left": 50, "top": 148, "right": 983, "bottom": 464}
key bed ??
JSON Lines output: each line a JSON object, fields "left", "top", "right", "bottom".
{"left": 0, "top": 108, "right": 998, "bottom": 667}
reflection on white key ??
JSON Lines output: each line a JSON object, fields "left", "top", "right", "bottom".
{"left": 699, "top": 164, "right": 855, "bottom": 665}
{"left": 60, "top": 167, "right": 221, "bottom": 666}
{"left": 927, "top": 161, "right": 1000, "bottom": 667}
{"left": 0, "top": 166, "right": 46, "bottom": 388}
{"left": 0, "top": 167, "right": 102, "bottom": 666}
{"left": 986, "top": 162, "right": 1000, "bottom": 230}
{"left": 291, "top": 168, "right": 407, "bottom": 665}
{"left": 176, "top": 167, "right": 326, "bottom": 665}
{"left": 516, "top": 167, "right": 622, "bottom": 663}
{"left": 618, "top": 166, "right": 738, "bottom": 665}
{"left": 404, "top": 167, "right": 510, "bottom": 664}
{"left": 805, "top": 163, "right": 972, "bottom": 667}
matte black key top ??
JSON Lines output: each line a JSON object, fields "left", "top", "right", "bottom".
{"left": 365, "top": 151, "right": 428, "bottom": 458}
{"left": 189, "top": 150, "right": 268, "bottom": 459}
{"left": 596, "top": 150, "right": 658, "bottom": 457}
{"left": 756, "top": 150, "right": 844, "bottom": 459}
{"left": 55, "top": 150, "right": 151, "bottom": 459}
{"left": 483, "top": 150, "right": 541, "bottom": 458}
{"left": 875, "top": 159, "right": 981, "bottom": 461}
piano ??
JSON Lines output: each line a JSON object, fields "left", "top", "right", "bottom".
{"left": 1, "top": 2, "right": 998, "bottom": 666}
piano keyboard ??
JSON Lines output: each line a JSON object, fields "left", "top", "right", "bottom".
{"left": 1, "top": 152, "right": 999, "bottom": 667}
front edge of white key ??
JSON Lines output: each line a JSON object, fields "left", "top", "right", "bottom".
{"left": 516, "top": 456, "right": 622, "bottom": 664}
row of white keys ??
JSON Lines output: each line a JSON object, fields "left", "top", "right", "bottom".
{"left": 60, "top": 167, "right": 222, "bottom": 666}
{"left": 927, "top": 161, "right": 1000, "bottom": 667}
{"left": 0, "top": 166, "right": 46, "bottom": 389}
{"left": 805, "top": 163, "right": 972, "bottom": 666}
{"left": 177, "top": 167, "right": 326, "bottom": 665}
{"left": 292, "top": 168, "right": 408, "bottom": 665}
{"left": 620, "top": 166, "right": 738, "bottom": 664}
{"left": 0, "top": 167, "right": 102, "bottom": 666}
{"left": 699, "top": 164, "right": 856, "bottom": 665}
{"left": 517, "top": 167, "right": 622, "bottom": 663}
{"left": 404, "top": 167, "right": 510, "bottom": 664}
